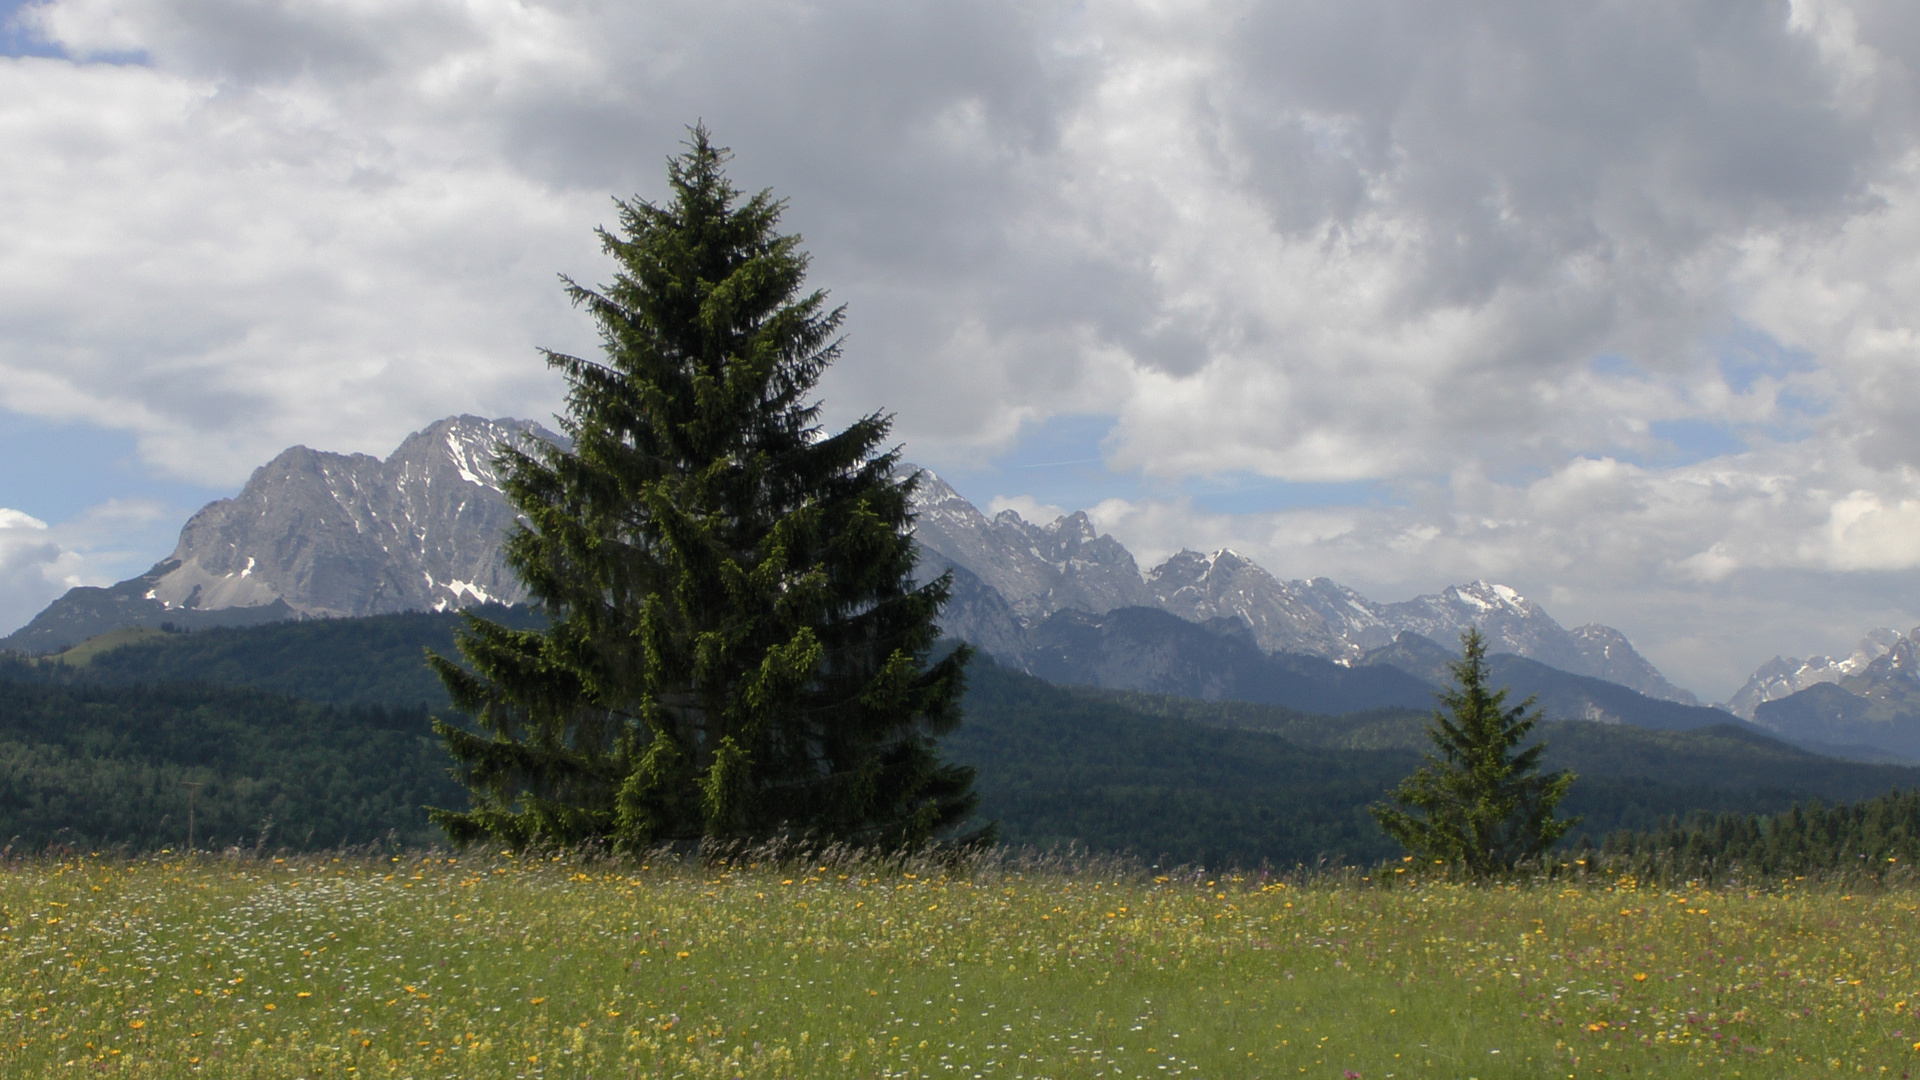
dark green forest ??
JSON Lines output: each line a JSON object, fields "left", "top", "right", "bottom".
{"left": 43, "top": 606, "right": 543, "bottom": 708}
{"left": 0, "top": 672, "right": 460, "bottom": 850}
{"left": 1599, "top": 787, "right": 1920, "bottom": 881}
{"left": 3, "top": 612, "right": 1919, "bottom": 865}
{"left": 945, "top": 662, "right": 1920, "bottom": 866}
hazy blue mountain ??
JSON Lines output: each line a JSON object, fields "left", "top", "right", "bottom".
{"left": 1024, "top": 605, "right": 1436, "bottom": 715}
{"left": 1726, "top": 627, "right": 1908, "bottom": 718}
{"left": 1357, "top": 631, "right": 1746, "bottom": 733}
{"left": 899, "top": 468, "right": 1696, "bottom": 704}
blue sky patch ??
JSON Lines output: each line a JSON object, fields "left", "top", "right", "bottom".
{"left": 1713, "top": 323, "right": 1818, "bottom": 393}
{"left": 0, "top": 411, "right": 233, "bottom": 528}
{"left": 0, "top": 0, "right": 62, "bottom": 59}
{"left": 1646, "top": 418, "right": 1747, "bottom": 466}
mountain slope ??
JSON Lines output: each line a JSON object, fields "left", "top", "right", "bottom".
{"left": 1024, "top": 605, "right": 1436, "bottom": 715}
{"left": 1748, "top": 639, "right": 1920, "bottom": 761}
{"left": 21, "top": 612, "right": 1916, "bottom": 864}
{"left": 899, "top": 468, "right": 1695, "bottom": 703}
{"left": 905, "top": 468, "right": 1154, "bottom": 621}
{"left": 4, "top": 416, "right": 554, "bottom": 653}
{"left": 1726, "top": 628, "right": 1909, "bottom": 719}
{"left": 0, "top": 662, "right": 460, "bottom": 849}
{"left": 8, "top": 429, "right": 1692, "bottom": 714}
{"left": 1355, "top": 631, "right": 1743, "bottom": 733}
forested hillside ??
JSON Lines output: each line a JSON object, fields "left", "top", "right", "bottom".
{"left": 0, "top": 670, "right": 459, "bottom": 850}
{"left": 5, "top": 615, "right": 1920, "bottom": 864}
{"left": 35, "top": 606, "right": 543, "bottom": 708}
{"left": 1599, "top": 788, "right": 1920, "bottom": 880}
{"left": 947, "top": 662, "right": 1920, "bottom": 865}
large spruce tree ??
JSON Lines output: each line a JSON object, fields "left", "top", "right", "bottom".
{"left": 1370, "top": 628, "right": 1576, "bottom": 874}
{"left": 427, "top": 129, "right": 979, "bottom": 853}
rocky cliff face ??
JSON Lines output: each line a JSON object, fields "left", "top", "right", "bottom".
{"left": 149, "top": 415, "right": 549, "bottom": 618}
{"left": 7, "top": 429, "right": 1693, "bottom": 713}
{"left": 1726, "top": 629, "right": 1908, "bottom": 719}
{"left": 904, "top": 468, "right": 1154, "bottom": 620}
{"left": 902, "top": 474, "right": 1699, "bottom": 703}
{"left": 1146, "top": 550, "right": 1356, "bottom": 658}
{"left": 3, "top": 416, "right": 553, "bottom": 652}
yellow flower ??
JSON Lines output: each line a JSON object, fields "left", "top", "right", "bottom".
{"left": 264, "top": 1004, "right": 277, "bottom": 1011}
{"left": 129, "top": 1020, "right": 146, "bottom": 1029}
{"left": 296, "top": 992, "right": 312, "bottom": 999}
{"left": 531, "top": 997, "right": 547, "bottom": 1005}
{"left": 1633, "top": 973, "right": 1648, "bottom": 982}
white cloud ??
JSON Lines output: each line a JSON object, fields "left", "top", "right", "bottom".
{"left": 8, "top": 0, "right": 1920, "bottom": 692}
{"left": 0, "top": 508, "right": 85, "bottom": 633}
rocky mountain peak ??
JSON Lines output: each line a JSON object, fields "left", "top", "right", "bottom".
{"left": 156, "top": 414, "right": 554, "bottom": 619}
{"left": 900, "top": 465, "right": 1152, "bottom": 621}
{"left": 1444, "top": 580, "right": 1540, "bottom": 616}
{"left": 1865, "top": 636, "right": 1920, "bottom": 688}
{"left": 901, "top": 474, "right": 1698, "bottom": 702}
{"left": 6, "top": 433, "right": 1697, "bottom": 712}
{"left": 1725, "top": 627, "right": 1914, "bottom": 719}
{"left": 2, "top": 415, "right": 554, "bottom": 652}
{"left": 1148, "top": 549, "right": 1353, "bottom": 659}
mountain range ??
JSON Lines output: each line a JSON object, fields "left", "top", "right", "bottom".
{"left": 14, "top": 414, "right": 1920, "bottom": 760}
{"left": 3, "top": 416, "right": 551, "bottom": 653}
{"left": 905, "top": 468, "right": 1698, "bottom": 703}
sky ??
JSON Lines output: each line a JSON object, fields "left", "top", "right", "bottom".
{"left": 4, "top": 0, "right": 1920, "bottom": 700}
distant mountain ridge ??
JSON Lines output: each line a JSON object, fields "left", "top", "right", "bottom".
{"left": 5, "top": 421, "right": 1696, "bottom": 719}
{"left": 904, "top": 467, "right": 1699, "bottom": 705}
{"left": 1743, "top": 630, "right": 1920, "bottom": 761}
{"left": 3, "top": 416, "right": 555, "bottom": 653}
{"left": 1727, "top": 628, "right": 1911, "bottom": 719}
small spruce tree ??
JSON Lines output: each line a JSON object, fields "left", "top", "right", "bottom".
{"left": 1370, "top": 628, "right": 1577, "bottom": 874}
{"left": 427, "top": 128, "right": 980, "bottom": 853}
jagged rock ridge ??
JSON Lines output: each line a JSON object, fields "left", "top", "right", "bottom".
{"left": 5, "top": 431, "right": 1692, "bottom": 716}
{"left": 1741, "top": 630, "right": 1920, "bottom": 761}
{"left": 902, "top": 466, "right": 1698, "bottom": 704}
{"left": 1726, "top": 629, "right": 1909, "bottom": 719}
{"left": 3, "top": 416, "right": 555, "bottom": 653}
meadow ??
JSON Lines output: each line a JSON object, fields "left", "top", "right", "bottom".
{"left": 3, "top": 851, "right": 1918, "bottom": 1078}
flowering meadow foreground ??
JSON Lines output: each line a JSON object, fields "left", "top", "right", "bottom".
{"left": 2, "top": 852, "right": 1918, "bottom": 1078}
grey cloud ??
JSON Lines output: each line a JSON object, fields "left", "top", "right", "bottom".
{"left": 13, "top": 0, "right": 1920, "bottom": 685}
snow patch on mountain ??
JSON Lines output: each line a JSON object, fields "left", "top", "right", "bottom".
{"left": 901, "top": 466, "right": 1700, "bottom": 703}
{"left": 1726, "top": 628, "right": 1910, "bottom": 719}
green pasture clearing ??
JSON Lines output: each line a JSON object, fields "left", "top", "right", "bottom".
{"left": 44, "top": 626, "right": 169, "bottom": 668}
{"left": 3, "top": 853, "right": 1917, "bottom": 1078}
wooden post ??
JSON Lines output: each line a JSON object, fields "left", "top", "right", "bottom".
{"left": 181, "top": 781, "right": 203, "bottom": 852}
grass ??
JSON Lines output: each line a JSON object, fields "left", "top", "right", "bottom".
{"left": 43, "top": 626, "right": 169, "bottom": 668}
{"left": 3, "top": 852, "right": 1920, "bottom": 1078}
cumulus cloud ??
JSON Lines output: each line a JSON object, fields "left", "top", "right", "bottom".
{"left": 9, "top": 0, "right": 1920, "bottom": 692}
{"left": 0, "top": 508, "right": 85, "bottom": 633}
